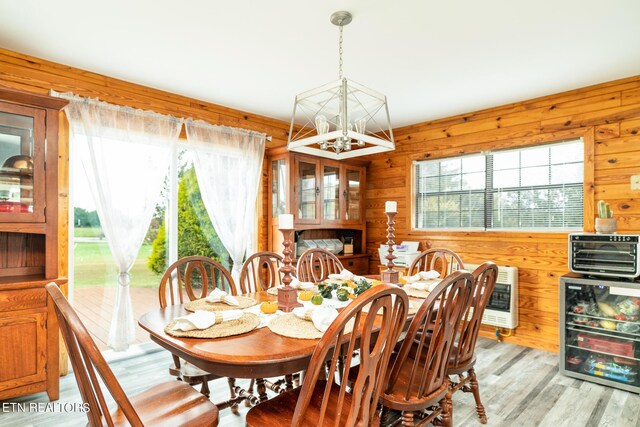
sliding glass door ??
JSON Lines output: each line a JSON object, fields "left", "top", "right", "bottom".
{"left": 71, "top": 143, "right": 230, "bottom": 352}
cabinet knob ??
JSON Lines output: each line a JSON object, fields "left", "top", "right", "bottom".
{"left": 348, "top": 261, "right": 354, "bottom": 266}
{"left": 343, "top": 190, "right": 347, "bottom": 198}
{"left": 315, "top": 186, "right": 320, "bottom": 195}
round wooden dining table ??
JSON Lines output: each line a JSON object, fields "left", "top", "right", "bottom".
{"left": 138, "top": 291, "right": 319, "bottom": 380}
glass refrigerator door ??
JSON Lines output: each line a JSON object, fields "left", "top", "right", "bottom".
{"left": 564, "top": 282, "right": 640, "bottom": 389}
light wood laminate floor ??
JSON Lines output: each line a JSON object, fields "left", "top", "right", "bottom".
{"left": 1, "top": 338, "right": 638, "bottom": 426}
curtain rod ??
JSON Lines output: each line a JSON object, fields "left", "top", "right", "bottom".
{"left": 51, "top": 90, "right": 273, "bottom": 141}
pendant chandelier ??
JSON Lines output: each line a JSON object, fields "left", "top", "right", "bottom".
{"left": 287, "top": 11, "right": 394, "bottom": 160}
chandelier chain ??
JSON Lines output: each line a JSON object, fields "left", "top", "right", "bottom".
{"left": 338, "top": 23, "right": 344, "bottom": 80}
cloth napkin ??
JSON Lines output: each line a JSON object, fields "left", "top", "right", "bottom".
{"left": 205, "top": 288, "right": 239, "bottom": 306}
{"left": 405, "top": 270, "right": 441, "bottom": 283}
{"left": 406, "top": 280, "right": 441, "bottom": 292}
{"left": 288, "top": 277, "right": 315, "bottom": 290}
{"left": 244, "top": 304, "right": 283, "bottom": 328}
{"left": 171, "top": 310, "right": 243, "bottom": 331}
{"left": 328, "top": 269, "right": 355, "bottom": 281}
{"left": 292, "top": 307, "right": 339, "bottom": 332}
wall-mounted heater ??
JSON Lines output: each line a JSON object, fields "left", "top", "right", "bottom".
{"left": 458, "top": 263, "right": 519, "bottom": 329}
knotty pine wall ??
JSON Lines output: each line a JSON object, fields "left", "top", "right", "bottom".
{"left": 365, "top": 75, "right": 640, "bottom": 352}
{"left": 0, "top": 47, "right": 290, "bottom": 284}
{"left": 3, "top": 47, "right": 640, "bottom": 353}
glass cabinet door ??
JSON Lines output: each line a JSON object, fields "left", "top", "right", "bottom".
{"left": 271, "top": 158, "right": 287, "bottom": 218}
{"left": 0, "top": 102, "right": 44, "bottom": 222}
{"left": 323, "top": 164, "right": 340, "bottom": 222}
{"left": 345, "top": 167, "right": 362, "bottom": 222}
{"left": 297, "top": 159, "right": 319, "bottom": 223}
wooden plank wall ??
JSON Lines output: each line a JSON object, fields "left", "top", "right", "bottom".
{"left": 0, "top": 47, "right": 291, "bottom": 282}
{"left": 365, "top": 75, "right": 640, "bottom": 352}
{"left": 3, "top": 47, "right": 639, "bottom": 352}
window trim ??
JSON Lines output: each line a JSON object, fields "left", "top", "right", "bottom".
{"left": 407, "top": 127, "right": 596, "bottom": 234}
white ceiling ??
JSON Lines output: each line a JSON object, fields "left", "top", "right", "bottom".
{"left": 1, "top": 0, "right": 639, "bottom": 127}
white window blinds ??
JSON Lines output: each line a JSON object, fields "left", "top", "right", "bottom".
{"left": 414, "top": 139, "right": 584, "bottom": 231}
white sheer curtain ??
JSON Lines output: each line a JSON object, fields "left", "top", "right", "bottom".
{"left": 185, "top": 120, "right": 265, "bottom": 285}
{"left": 57, "top": 92, "right": 181, "bottom": 351}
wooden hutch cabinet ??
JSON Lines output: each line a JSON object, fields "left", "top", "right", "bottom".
{"left": 268, "top": 149, "right": 369, "bottom": 275}
{"left": 0, "top": 87, "right": 67, "bottom": 401}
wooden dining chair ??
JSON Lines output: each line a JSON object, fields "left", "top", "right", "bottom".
{"left": 159, "top": 255, "right": 237, "bottom": 307}
{"left": 448, "top": 262, "right": 498, "bottom": 424}
{"left": 296, "top": 247, "right": 344, "bottom": 283}
{"left": 246, "top": 284, "right": 409, "bottom": 427}
{"left": 407, "top": 248, "right": 464, "bottom": 277}
{"left": 158, "top": 256, "right": 239, "bottom": 410}
{"left": 239, "top": 251, "right": 290, "bottom": 401}
{"left": 239, "top": 251, "right": 283, "bottom": 293}
{"left": 45, "top": 283, "right": 219, "bottom": 427}
{"left": 380, "top": 270, "right": 474, "bottom": 427}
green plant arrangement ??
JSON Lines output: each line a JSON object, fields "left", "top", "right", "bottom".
{"left": 595, "top": 200, "right": 617, "bottom": 234}
{"left": 597, "top": 200, "right": 613, "bottom": 219}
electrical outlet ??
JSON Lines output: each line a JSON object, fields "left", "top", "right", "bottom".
{"left": 632, "top": 175, "right": 640, "bottom": 191}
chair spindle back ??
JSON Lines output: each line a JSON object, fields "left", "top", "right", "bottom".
{"left": 407, "top": 248, "right": 464, "bottom": 278}
{"left": 46, "top": 283, "right": 143, "bottom": 427}
{"left": 386, "top": 271, "right": 473, "bottom": 401}
{"left": 159, "top": 256, "right": 236, "bottom": 308}
{"left": 296, "top": 248, "right": 344, "bottom": 283}
{"left": 239, "top": 251, "right": 284, "bottom": 293}
{"left": 292, "top": 285, "right": 408, "bottom": 427}
{"left": 452, "top": 262, "right": 498, "bottom": 366}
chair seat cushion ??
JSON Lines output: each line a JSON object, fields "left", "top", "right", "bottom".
{"left": 246, "top": 381, "right": 379, "bottom": 427}
{"left": 111, "top": 380, "right": 218, "bottom": 427}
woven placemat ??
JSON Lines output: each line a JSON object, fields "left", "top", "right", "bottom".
{"left": 268, "top": 314, "right": 353, "bottom": 339}
{"left": 403, "top": 287, "right": 431, "bottom": 299}
{"left": 165, "top": 313, "right": 260, "bottom": 338}
{"left": 184, "top": 296, "right": 257, "bottom": 312}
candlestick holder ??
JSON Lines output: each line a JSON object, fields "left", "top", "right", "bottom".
{"left": 381, "top": 212, "right": 400, "bottom": 284}
{"left": 278, "top": 228, "right": 302, "bottom": 312}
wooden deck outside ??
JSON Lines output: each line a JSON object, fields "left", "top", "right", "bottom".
{"left": 72, "top": 287, "right": 159, "bottom": 351}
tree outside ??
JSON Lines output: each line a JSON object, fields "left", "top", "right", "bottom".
{"left": 148, "top": 166, "right": 229, "bottom": 275}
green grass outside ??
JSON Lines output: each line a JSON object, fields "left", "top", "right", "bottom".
{"left": 74, "top": 226, "right": 105, "bottom": 238}
{"left": 73, "top": 241, "right": 159, "bottom": 288}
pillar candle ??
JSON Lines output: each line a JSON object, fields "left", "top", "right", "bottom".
{"left": 278, "top": 214, "right": 294, "bottom": 229}
{"left": 385, "top": 201, "right": 397, "bottom": 213}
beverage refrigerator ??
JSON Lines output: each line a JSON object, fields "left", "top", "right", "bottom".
{"left": 560, "top": 273, "right": 640, "bottom": 393}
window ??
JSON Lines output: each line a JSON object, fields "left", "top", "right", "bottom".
{"left": 413, "top": 139, "right": 584, "bottom": 230}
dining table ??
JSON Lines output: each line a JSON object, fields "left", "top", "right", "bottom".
{"left": 138, "top": 278, "right": 432, "bottom": 407}
{"left": 138, "top": 291, "right": 317, "bottom": 402}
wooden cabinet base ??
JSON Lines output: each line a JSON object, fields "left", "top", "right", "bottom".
{"left": 0, "top": 278, "right": 64, "bottom": 401}
{"left": 0, "top": 380, "right": 57, "bottom": 401}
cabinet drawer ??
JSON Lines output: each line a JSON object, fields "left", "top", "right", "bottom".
{"left": 342, "top": 257, "right": 369, "bottom": 276}
{"left": 0, "top": 288, "right": 46, "bottom": 311}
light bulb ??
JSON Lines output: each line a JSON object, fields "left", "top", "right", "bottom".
{"left": 319, "top": 141, "right": 328, "bottom": 150}
{"left": 315, "top": 115, "right": 329, "bottom": 135}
